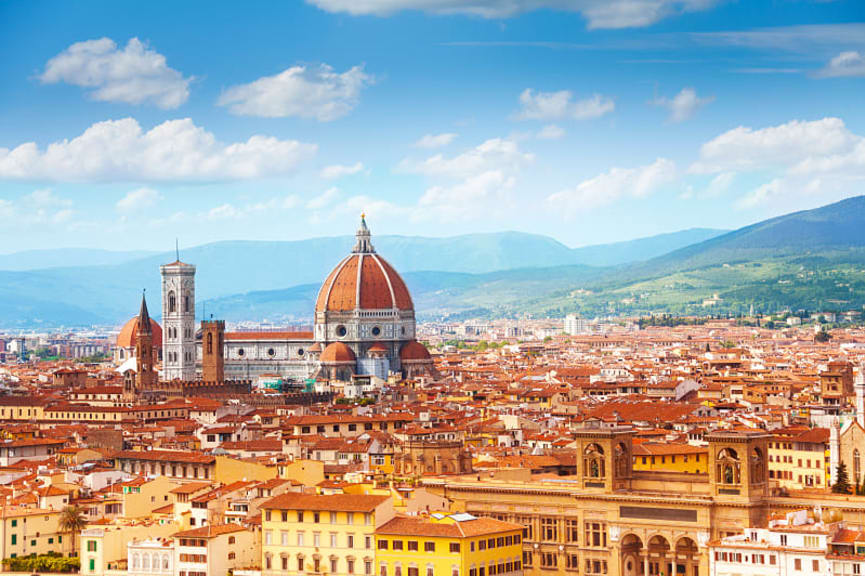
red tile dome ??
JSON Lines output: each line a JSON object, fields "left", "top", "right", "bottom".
{"left": 117, "top": 315, "right": 162, "bottom": 349}
{"left": 315, "top": 217, "right": 413, "bottom": 314}
{"left": 320, "top": 342, "right": 356, "bottom": 364}
{"left": 399, "top": 340, "right": 431, "bottom": 362}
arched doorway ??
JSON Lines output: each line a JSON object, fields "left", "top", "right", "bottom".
{"left": 620, "top": 534, "right": 643, "bottom": 576}
{"left": 647, "top": 535, "right": 671, "bottom": 576}
{"left": 674, "top": 537, "right": 699, "bottom": 576}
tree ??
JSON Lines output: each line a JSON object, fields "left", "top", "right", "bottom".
{"left": 815, "top": 330, "right": 832, "bottom": 343}
{"left": 58, "top": 505, "right": 87, "bottom": 557}
{"left": 833, "top": 462, "right": 852, "bottom": 494}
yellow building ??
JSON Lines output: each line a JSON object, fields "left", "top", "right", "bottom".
{"left": 375, "top": 513, "right": 524, "bottom": 576}
{"left": 0, "top": 507, "right": 64, "bottom": 559}
{"left": 768, "top": 427, "right": 830, "bottom": 489}
{"left": 632, "top": 443, "right": 708, "bottom": 474}
{"left": 261, "top": 493, "right": 394, "bottom": 576}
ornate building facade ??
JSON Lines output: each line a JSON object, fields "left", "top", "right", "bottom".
{"left": 160, "top": 258, "right": 196, "bottom": 381}
{"left": 424, "top": 427, "right": 774, "bottom": 576}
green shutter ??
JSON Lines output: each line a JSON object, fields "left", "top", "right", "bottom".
{"left": 89, "top": 559, "right": 95, "bottom": 572}
{"left": 11, "top": 534, "right": 16, "bottom": 545}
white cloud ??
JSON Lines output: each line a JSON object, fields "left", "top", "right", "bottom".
{"left": 0, "top": 190, "right": 77, "bottom": 226}
{"left": 737, "top": 178, "right": 783, "bottom": 209}
{"left": 218, "top": 64, "right": 372, "bottom": 121}
{"left": 40, "top": 38, "right": 191, "bottom": 109}
{"left": 694, "top": 24, "right": 865, "bottom": 52}
{"left": 705, "top": 172, "right": 735, "bottom": 197}
{"left": 117, "top": 187, "right": 160, "bottom": 212}
{"left": 516, "top": 90, "right": 614, "bottom": 121}
{"left": 320, "top": 162, "right": 365, "bottom": 180}
{"left": 207, "top": 203, "right": 240, "bottom": 221}
{"left": 418, "top": 170, "right": 516, "bottom": 220}
{"left": 817, "top": 51, "right": 865, "bottom": 78}
{"left": 547, "top": 158, "right": 676, "bottom": 214}
{"left": 308, "top": 0, "right": 719, "bottom": 29}
{"left": 537, "top": 124, "right": 565, "bottom": 140}
{"left": 0, "top": 117, "right": 316, "bottom": 182}
{"left": 414, "top": 133, "right": 458, "bottom": 149}
{"left": 198, "top": 196, "right": 300, "bottom": 221}
{"left": 653, "top": 87, "right": 713, "bottom": 123}
{"left": 399, "top": 137, "right": 533, "bottom": 179}
{"left": 307, "top": 187, "right": 341, "bottom": 210}
{"left": 690, "top": 118, "right": 858, "bottom": 174}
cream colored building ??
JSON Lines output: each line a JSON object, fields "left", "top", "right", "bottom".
{"left": 260, "top": 493, "right": 394, "bottom": 576}
{"left": 80, "top": 522, "right": 177, "bottom": 576}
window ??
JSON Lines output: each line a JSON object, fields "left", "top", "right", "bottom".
{"left": 297, "top": 511, "right": 304, "bottom": 522}
{"left": 299, "top": 558, "right": 305, "bottom": 571}
{"left": 424, "top": 542, "right": 435, "bottom": 553}
{"left": 297, "top": 532, "right": 305, "bottom": 546}
{"left": 331, "top": 512, "right": 338, "bottom": 524}
{"left": 585, "top": 559, "right": 607, "bottom": 575}
{"left": 331, "top": 533, "right": 338, "bottom": 548}
{"left": 265, "top": 531, "right": 273, "bottom": 545}
{"left": 228, "top": 553, "right": 236, "bottom": 560}
{"left": 427, "top": 566, "right": 434, "bottom": 576}
{"left": 541, "top": 518, "right": 558, "bottom": 542}
{"left": 449, "top": 543, "right": 460, "bottom": 553}
{"left": 565, "top": 520, "right": 579, "bottom": 543}
{"left": 348, "top": 560, "right": 355, "bottom": 574}
{"left": 332, "top": 559, "right": 339, "bottom": 573}
{"left": 794, "top": 558, "right": 802, "bottom": 571}
{"left": 281, "top": 532, "right": 289, "bottom": 546}
{"left": 379, "top": 540, "right": 389, "bottom": 550}
{"left": 347, "top": 513, "right": 355, "bottom": 525}
{"left": 393, "top": 540, "right": 404, "bottom": 551}
{"left": 408, "top": 568, "right": 419, "bottom": 576}
{"left": 408, "top": 541, "right": 418, "bottom": 551}
{"left": 87, "top": 541, "right": 98, "bottom": 552}
{"left": 566, "top": 554, "right": 579, "bottom": 571}
{"left": 813, "top": 560, "right": 820, "bottom": 571}
{"left": 541, "top": 553, "right": 557, "bottom": 569}
{"left": 89, "top": 559, "right": 95, "bottom": 572}
{"left": 366, "top": 561, "right": 373, "bottom": 576}
{"left": 584, "top": 522, "right": 606, "bottom": 548}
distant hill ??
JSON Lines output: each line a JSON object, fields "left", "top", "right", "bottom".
{"left": 0, "top": 248, "right": 156, "bottom": 270}
{"left": 570, "top": 228, "right": 726, "bottom": 266}
{"left": 0, "top": 227, "right": 724, "bottom": 328}
{"left": 9, "top": 193, "right": 865, "bottom": 329}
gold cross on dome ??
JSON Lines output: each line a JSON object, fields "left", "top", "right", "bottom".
{"left": 361, "top": 212, "right": 366, "bottom": 220}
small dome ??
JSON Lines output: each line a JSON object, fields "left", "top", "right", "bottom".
{"left": 400, "top": 340, "right": 431, "bottom": 362}
{"left": 368, "top": 343, "right": 388, "bottom": 353}
{"left": 117, "top": 316, "right": 162, "bottom": 349}
{"left": 320, "top": 342, "right": 356, "bottom": 364}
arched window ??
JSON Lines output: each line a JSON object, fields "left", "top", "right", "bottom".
{"left": 855, "top": 449, "right": 861, "bottom": 483}
{"left": 132, "top": 553, "right": 140, "bottom": 570}
{"left": 162, "top": 555, "right": 170, "bottom": 571}
{"left": 142, "top": 553, "right": 150, "bottom": 571}
{"left": 615, "top": 442, "right": 629, "bottom": 477}
{"left": 716, "top": 448, "right": 740, "bottom": 485}
{"left": 229, "top": 536, "right": 236, "bottom": 544}
{"left": 207, "top": 333, "right": 213, "bottom": 355}
{"left": 228, "top": 552, "right": 236, "bottom": 560}
{"left": 183, "top": 293, "right": 189, "bottom": 313}
{"left": 168, "top": 291, "right": 176, "bottom": 314}
{"left": 751, "top": 448, "right": 765, "bottom": 483}
{"left": 583, "top": 443, "right": 605, "bottom": 478}
{"left": 152, "top": 553, "right": 159, "bottom": 572}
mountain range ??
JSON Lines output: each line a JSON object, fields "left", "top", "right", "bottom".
{"left": 3, "top": 196, "right": 865, "bottom": 329}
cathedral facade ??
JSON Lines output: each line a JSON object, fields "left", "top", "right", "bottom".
{"left": 149, "top": 216, "right": 434, "bottom": 383}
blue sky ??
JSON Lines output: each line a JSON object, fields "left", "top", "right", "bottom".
{"left": 1, "top": 0, "right": 864, "bottom": 252}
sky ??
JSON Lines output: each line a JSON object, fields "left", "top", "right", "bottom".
{"left": 1, "top": 0, "right": 864, "bottom": 252}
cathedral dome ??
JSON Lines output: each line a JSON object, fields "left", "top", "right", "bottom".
{"left": 315, "top": 217, "right": 413, "bottom": 314}
{"left": 320, "top": 342, "right": 356, "bottom": 364}
{"left": 117, "top": 315, "right": 162, "bottom": 349}
{"left": 399, "top": 340, "right": 432, "bottom": 362}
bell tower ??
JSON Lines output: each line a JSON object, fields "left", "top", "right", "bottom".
{"left": 201, "top": 318, "right": 225, "bottom": 383}
{"left": 574, "top": 426, "right": 633, "bottom": 492}
{"left": 135, "top": 292, "right": 157, "bottom": 395}
{"left": 707, "top": 430, "right": 769, "bottom": 501}
{"left": 160, "top": 250, "right": 196, "bottom": 382}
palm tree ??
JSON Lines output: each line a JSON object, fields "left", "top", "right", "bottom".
{"left": 58, "top": 505, "right": 87, "bottom": 557}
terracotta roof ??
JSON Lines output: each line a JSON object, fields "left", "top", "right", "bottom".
{"left": 315, "top": 252, "right": 413, "bottom": 313}
{"left": 377, "top": 516, "right": 522, "bottom": 538}
{"left": 320, "top": 342, "right": 356, "bottom": 364}
{"left": 115, "top": 450, "right": 215, "bottom": 464}
{"left": 400, "top": 341, "right": 432, "bottom": 362}
{"left": 173, "top": 523, "right": 246, "bottom": 538}
{"left": 117, "top": 316, "right": 162, "bottom": 349}
{"left": 225, "top": 332, "right": 313, "bottom": 341}
{"left": 262, "top": 493, "right": 389, "bottom": 512}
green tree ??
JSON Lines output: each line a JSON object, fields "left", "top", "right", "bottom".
{"left": 815, "top": 330, "right": 832, "bottom": 343}
{"left": 833, "top": 462, "right": 852, "bottom": 494}
{"left": 58, "top": 505, "right": 87, "bottom": 557}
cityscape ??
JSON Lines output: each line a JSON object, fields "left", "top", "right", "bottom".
{"left": 3, "top": 2, "right": 865, "bottom": 576}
